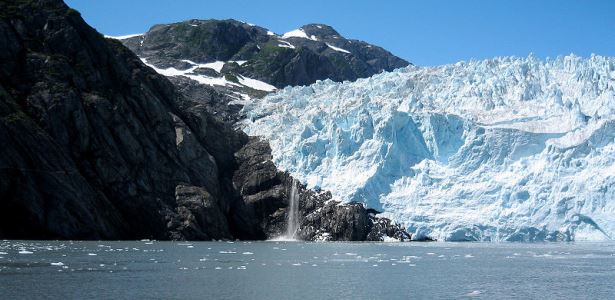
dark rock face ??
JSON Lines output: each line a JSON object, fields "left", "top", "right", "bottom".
{"left": 122, "top": 20, "right": 410, "bottom": 88}
{"left": 0, "top": 0, "right": 247, "bottom": 240}
{"left": 298, "top": 183, "right": 411, "bottom": 242}
{"left": 0, "top": 0, "right": 411, "bottom": 241}
{"left": 168, "top": 185, "right": 231, "bottom": 240}
{"left": 232, "top": 138, "right": 411, "bottom": 241}
{"left": 169, "top": 76, "right": 246, "bottom": 123}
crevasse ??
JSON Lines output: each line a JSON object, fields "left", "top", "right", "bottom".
{"left": 241, "top": 54, "right": 615, "bottom": 241}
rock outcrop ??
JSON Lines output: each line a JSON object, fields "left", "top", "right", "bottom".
{"left": 0, "top": 0, "right": 411, "bottom": 241}
{"left": 0, "top": 0, "right": 242, "bottom": 240}
{"left": 122, "top": 20, "right": 410, "bottom": 88}
{"left": 233, "top": 138, "right": 411, "bottom": 241}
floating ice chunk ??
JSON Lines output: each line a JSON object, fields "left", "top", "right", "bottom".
{"left": 18, "top": 250, "right": 33, "bottom": 254}
{"left": 382, "top": 236, "right": 399, "bottom": 242}
{"left": 50, "top": 262, "right": 64, "bottom": 266}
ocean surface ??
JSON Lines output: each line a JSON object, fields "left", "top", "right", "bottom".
{"left": 1, "top": 240, "right": 614, "bottom": 299}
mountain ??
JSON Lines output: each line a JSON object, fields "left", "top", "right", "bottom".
{"left": 118, "top": 19, "right": 409, "bottom": 89}
{"left": 0, "top": 0, "right": 409, "bottom": 241}
{"left": 242, "top": 54, "right": 615, "bottom": 242}
{"left": 0, "top": 0, "right": 241, "bottom": 239}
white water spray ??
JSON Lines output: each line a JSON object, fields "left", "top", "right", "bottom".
{"left": 285, "top": 179, "right": 300, "bottom": 240}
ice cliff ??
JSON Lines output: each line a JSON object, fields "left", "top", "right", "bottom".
{"left": 242, "top": 54, "right": 615, "bottom": 241}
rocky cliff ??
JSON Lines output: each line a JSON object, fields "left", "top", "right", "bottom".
{"left": 0, "top": 0, "right": 410, "bottom": 241}
{"left": 0, "top": 0, "right": 242, "bottom": 240}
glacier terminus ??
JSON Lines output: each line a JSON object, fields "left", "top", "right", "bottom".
{"left": 242, "top": 54, "right": 615, "bottom": 242}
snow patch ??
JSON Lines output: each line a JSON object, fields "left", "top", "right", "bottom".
{"left": 326, "top": 43, "right": 351, "bottom": 54}
{"left": 199, "top": 61, "right": 225, "bottom": 73}
{"left": 278, "top": 40, "right": 296, "bottom": 49}
{"left": 282, "top": 29, "right": 318, "bottom": 41}
{"left": 142, "top": 58, "right": 241, "bottom": 88}
{"left": 104, "top": 33, "right": 142, "bottom": 40}
{"left": 238, "top": 76, "right": 277, "bottom": 92}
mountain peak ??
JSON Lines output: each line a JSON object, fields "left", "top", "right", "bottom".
{"left": 122, "top": 19, "right": 409, "bottom": 88}
{"left": 300, "top": 24, "right": 341, "bottom": 38}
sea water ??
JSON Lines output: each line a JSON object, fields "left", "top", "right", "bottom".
{"left": 1, "top": 240, "right": 614, "bottom": 299}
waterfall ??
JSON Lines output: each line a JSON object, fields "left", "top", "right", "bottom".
{"left": 285, "top": 179, "right": 300, "bottom": 240}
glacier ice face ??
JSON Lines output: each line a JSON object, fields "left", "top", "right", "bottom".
{"left": 241, "top": 54, "right": 615, "bottom": 241}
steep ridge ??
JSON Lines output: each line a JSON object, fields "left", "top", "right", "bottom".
{"left": 120, "top": 20, "right": 409, "bottom": 89}
{"left": 242, "top": 55, "right": 615, "bottom": 241}
{"left": 115, "top": 20, "right": 410, "bottom": 124}
{"left": 0, "top": 0, "right": 409, "bottom": 241}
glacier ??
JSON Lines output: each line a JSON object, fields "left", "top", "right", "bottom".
{"left": 241, "top": 54, "right": 615, "bottom": 242}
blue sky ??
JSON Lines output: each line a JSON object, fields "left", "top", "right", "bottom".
{"left": 66, "top": 0, "right": 615, "bottom": 66}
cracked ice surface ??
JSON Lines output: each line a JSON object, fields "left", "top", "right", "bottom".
{"left": 242, "top": 54, "right": 615, "bottom": 241}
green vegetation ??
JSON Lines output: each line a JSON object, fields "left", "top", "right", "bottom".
{"left": 224, "top": 73, "right": 239, "bottom": 83}
{"left": 243, "top": 42, "right": 295, "bottom": 76}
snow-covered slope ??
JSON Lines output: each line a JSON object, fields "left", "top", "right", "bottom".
{"left": 242, "top": 54, "right": 615, "bottom": 242}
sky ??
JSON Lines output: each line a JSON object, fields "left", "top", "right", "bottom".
{"left": 65, "top": 0, "right": 615, "bottom": 66}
